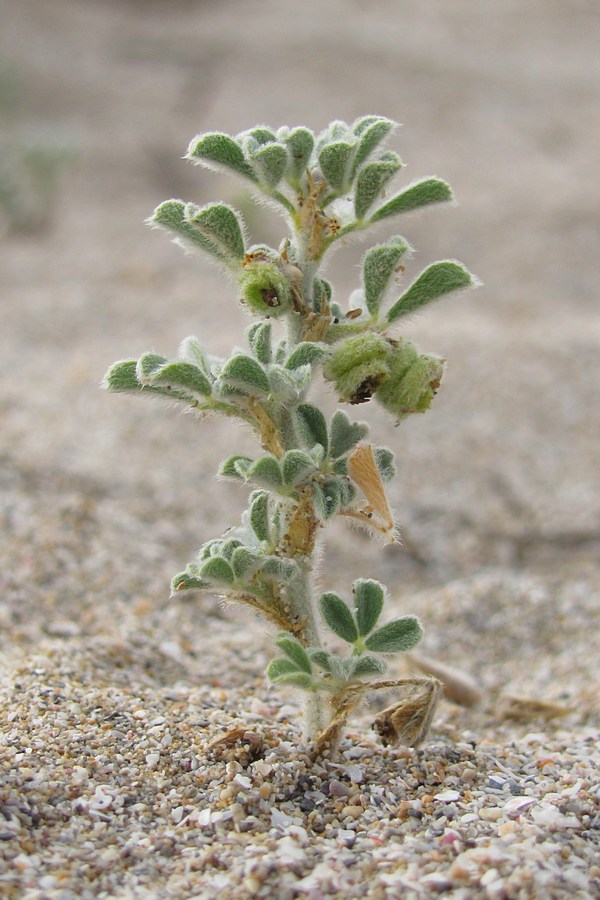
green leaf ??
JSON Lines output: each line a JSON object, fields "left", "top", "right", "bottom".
{"left": 364, "top": 616, "right": 423, "bottom": 653}
{"left": 267, "top": 658, "right": 304, "bottom": 681}
{"left": 370, "top": 177, "right": 454, "bottom": 223}
{"left": 354, "top": 154, "right": 403, "bottom": 220}
{"left": 267, "top": 365, "right": 302, "bottom": 401}
{"left": 352, "top": 115, "right": 395, "bottom": 137}
{"left": 315, "top": 120, "right": 351, "bottom": 155}
{"left": 219, "top": 538, "right": 244, "bottom": 561}
{"left": 353, "top": 579, "right": 385, "bottom": 636}
{"left": 275, "top": 634, "right": 313, "bottom": 673}
{"left": 242, "top": 127, "right": 278, "bottom": 147}
{"left": 281, "top": 127, "right": 314, "bottom": 182}
{"left": 261, "top": 556, "right": 298, "bottom": 582}
{"left": 249, "top": 491, "right": 270, "bottom": 543}
{"left": 220, "top": 354, "right": 270, "bottom": 396}
{"left": 307, "top": 649, "right": 331, "bottom": 669}
{"left": 150, "top": 361, "right": 212, "bottom": 397}
{"left": 313, "top": 278, "right": 332, "bottom": 312}
{"left": 171, "top": 571, "right": 209, "bottom": 593}
{"left": 187, "top": 132, "right": 257, "bottom": 182}
{"left": 318, "top": 141, "right": 354, "bottom": 192}
{"left": 178, "top": 336, "right": 210, "bottom": 375}
{"left": 285, "top": 342, "right": 327, "bottom": 370}
{"left": 247, "top": 456, "right": 283, "bottom": 489}
{"left": 319, "top": 593, "right": 359, "bottom": 644}
{"left": 246, "top": 322, "right": 272, "bottom": 364}
{"left": 386, "top": 260, "right": 477, "bottom": 323}
{"left": 267, "top": 668, "right": 313, "bottom": 689}
{"left": 281, "top": 450, "right": 316, "bottom": 487}
{"left": 329, "top": 410, "right": 369, "bottom": 458}
{"left": 374, "top": 446, "right": 396, "bottom": 482}
{"left": 198, "top": 557, "right": 235, "bottom": 586}
{"left": 308, "top": 650, "right": 346, "bottom": 681}
{"left": 102, "top": 360, "right": 139, "bottom": 393}
{"left": 231, "top": 546, "right": 262, "bottom": 580}
{"left": 186, "top": 202, "right": 245, "bottom": 261}
{"left": 362, "top": 236, "right": 410, "bottom": 317}
{"left": 337, "top": 477, "right": 356, "bottom": 508}
{"left": 218, "top": 454, "right": 254, "bottom": 480}
{"left": 347, "top": 655, "right": 387, "bottom": 678}
{"left": 136, "top": 352, "right": 167, "bottom": 383}
{"left": 351, "top": 116, "right": 396, "bottom": 171}
{"left": 150, "top": 200, "right": 231, "bottom": 264}
{"left": 295, "top": 404, "right": 328, "bottom": 452}
{"left": 312, "top": 479, "right": 342, "bottom": 521}
{"left": 249, "top": 142, "right": 288, "bottom": 187}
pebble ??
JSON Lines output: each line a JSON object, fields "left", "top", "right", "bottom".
{"left": 1, "top": 635, "right": 599, "bottom": 898}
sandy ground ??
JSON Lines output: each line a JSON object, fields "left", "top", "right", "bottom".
{"left": 1, "top": 1, "right": 600, "bottom": 897}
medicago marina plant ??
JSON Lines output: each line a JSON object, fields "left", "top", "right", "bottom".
{"left": 103, "top": 117, "right": 478, "bottom": 754}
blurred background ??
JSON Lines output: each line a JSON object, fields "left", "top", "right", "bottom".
{"left": 1, "top": 0, "right": 599, "bottom": 672}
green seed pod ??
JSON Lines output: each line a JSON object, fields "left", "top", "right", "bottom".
{"left": 376, "top": 341, "right": 444, "bottom": 420}
{"left": 239, "top": 259, "right": 290, "bottom": 318}
{"left": 323, "top": 333, "right": 390, "bottom": 404}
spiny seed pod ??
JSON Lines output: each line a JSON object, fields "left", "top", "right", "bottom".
{"left": 375, "top": 341, "right": 444, "bottom": 419}
{"left": 323, "top": 333, "right": 390, "bottom": 404}
{"left": 238, "top": 257, "right": 290, "bottom": 318}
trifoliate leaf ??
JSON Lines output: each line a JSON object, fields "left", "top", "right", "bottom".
{"left": 351, "top": 116, "right": 396, "bottom": 171}
{"left": 307, "top": 649, "right": 332, "bottom": 670}
{"left": 251, "top": 143, "right": 288, "bottom": 187}
{"left": 329, "top": 409, "right": 369, "bottom": 458}
{"left": 261, "top": 556, "right": 298, "bottom": 582}
{"left": 187, "top": 132, "right": 257, "bottom": 182}
{"left": 150, "top": 200, "right": 231, "bottom": 265}
{"left": 186, "top": 202, "right": 245, "bottom": 262}
{"left": 285, "top": 342, "right": 327, "bottom": 370}
{"left": 281, "top": 127, "right": 314, "bottom": 183}
{"left": 318, "top": 141, "right": 354, "bottom": 192}
{"left": 370, "top": 177, "right": 453, "bottom": 223}
{"left": 315, "top": 119, "right": 350, "bottom": 154}
{"left": 364, "top": 616, "right": 423, "bottom": 653}
{"left": 249, "top": 491, "right": 270, "bottom": 543}
{"left": 102, "top": 360, "right": 139, "bottom": 392}
{"left": 275, "top": 634, "right": 313, "bottom": 674}
{"left": 198, "top": 557, "right": 235, "bottom": 586}
{"left": 319, "top": 593, "right": 359, "bottom": 644}
{"left": 295, "top": 404, "right": 328, "bottom": 452}
{"left": 386, "top": 261, "right": 477, "bottom": 323}
{"left": 246, "top": 322, "right": 272, "bottom": 364}
{"left": 218, "top": 454, "right": 254, "bottom": 480}
{"left": 136, "top": 352, "right": 168, "bottom": 384}
{"left": 267, "top": 666, "right": 313, "bottom": 689}
{"left": 374, "top": 446, "right": 396, "bottom": 482}
{"left": 267, "top": 365, "right": 302, "bottom": 402}
{"left": 242, "top": 127, "right": 278, "bottom": 147}
{"left": 347, "top": 655, "right": 387, "bottom": 678}
{"left": 150, "top": 361, "right": 212, "bottom": 397}
{"left": 218, "top": 538, "right": 244, "bottom": 561}
{"left": 171, "top": 572, "right": 210, "bottom": 593}
{"left": 231, "top": 546, "right": 262, "bottom": 580}
{"left": 354, "top": 154, "right": 403, "bottom": 220}
{"left": 353, "top": 578, "right": 385, "bottom": 636}
{"left": 220, "top": 354, "right": 270, "bottom": 396}
{"left": 247, "top": 456, "right": 283, "bottom": 489}
{"left": 178, "top": 336, "right": 210, "bottom": 374}
{"left": 267, "top": 658, "right": 304, "bottom": 681}
{"left": 312, "top": 479, "right": 342, "bottom": 521}
{"left": 281, "top": 450, "right": 316, "bottom": 487}
{"left": 362, "top": 236, "right": 410, "bottom": 317}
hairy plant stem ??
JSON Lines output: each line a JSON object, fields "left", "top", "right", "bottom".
{"left": 285, "top": 557, "right": 331, "bottom": 739}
